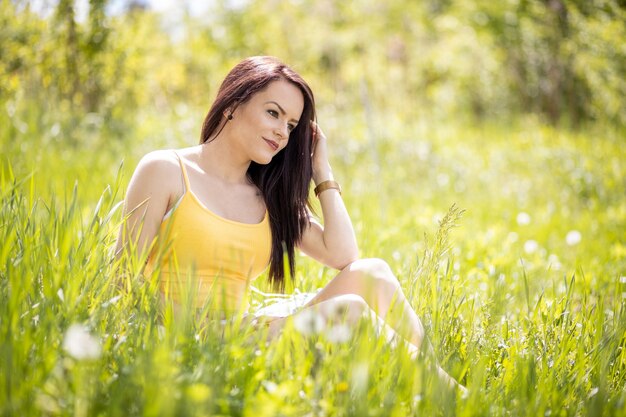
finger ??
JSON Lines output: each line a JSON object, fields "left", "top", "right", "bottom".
{"left": 310, "top": 120, "right": 319, "bottom": 134}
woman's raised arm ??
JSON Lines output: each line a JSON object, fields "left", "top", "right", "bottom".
{"left": 298, "top": 122, "right": 359, "bottom": 270}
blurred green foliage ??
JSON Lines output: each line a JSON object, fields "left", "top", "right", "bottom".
{"left": 1, "top": 0, "right": 625, "bottom": 150}
{"left": 1, "top": 1, "right": 626, "bottom": 416}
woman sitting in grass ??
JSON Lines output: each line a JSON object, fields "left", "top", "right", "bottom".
{"left": 115, "top": 56, "right": 465, "bottom": 394}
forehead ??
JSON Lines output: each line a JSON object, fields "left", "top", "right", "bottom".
{"left": 254, "top": 79, "right": 304, "bottom": 119}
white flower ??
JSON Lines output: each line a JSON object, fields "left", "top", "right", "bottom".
{"left": 293, "top": 309, "right": 325, "bottom": 336}
{"left": 324, "top": 324, "right": 352, "bottom": 343}
{"left": 516, "top": 212, "right": 531, "bottom": 226}
{"left": 261, "top": 380, "right": 278, "bottom": 394}
{"left": 524, "top": 240, "right": 539, "bottom": 254}
{"left": 620, "top": 276, "right": 626, "bottom": 284}
{"left": 102, "top": 295, "right": 121, "bottom": 308}
{"left": 548, "top": 254, "right": 562, "bottom": 271}
{"left": 63, "top": 324, "right": 101, "bottom": 360}
{"left": 565, "top": 230, "right": 582, "bottom": 246}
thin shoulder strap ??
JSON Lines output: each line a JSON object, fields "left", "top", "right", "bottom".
{"left": 171, "top": 150, "right": 190, "bottom": 193}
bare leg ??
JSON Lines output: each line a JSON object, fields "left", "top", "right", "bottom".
{"left": 306, "top": 258, "right": 465, "bottom": 392}
{"left": 261, "top": 293, "right": 466, "bottom": 394}
{"left": 304, "top": 258, "right": 427, "bottom": 351}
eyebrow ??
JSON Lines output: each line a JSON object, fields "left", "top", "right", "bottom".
{"left": 265, "top": 101, "right": 300, "bottom": 124}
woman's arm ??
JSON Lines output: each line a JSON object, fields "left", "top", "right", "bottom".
{"left": 298, "top": 122, "right": 359, "bottom": 270}
{"left": 114, "top": 150, "right": 179, "bottom": 261}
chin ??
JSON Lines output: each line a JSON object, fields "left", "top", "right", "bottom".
{"left": 253, "top": 155, "right": 274, "bottom": 165}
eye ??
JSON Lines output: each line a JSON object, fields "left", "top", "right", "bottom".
{"left": 267, "top": 109, "right": 279, "bottom": 118}
{"left": 288, "top": 123, "right": 296, "bottom": 132}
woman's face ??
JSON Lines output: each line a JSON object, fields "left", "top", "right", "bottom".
{"left": 229, "top": 79, "right": 305, "bottom": 165}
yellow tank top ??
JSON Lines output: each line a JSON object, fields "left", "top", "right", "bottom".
{"left": 144, "top": 151, "right": 272, "bottom": 313}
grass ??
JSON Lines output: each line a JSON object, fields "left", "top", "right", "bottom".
{"left": 1, "top": 102, "right": 625, "bottom": 416}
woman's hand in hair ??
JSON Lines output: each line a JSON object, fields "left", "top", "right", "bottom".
{"left": 310, "top": 121, "right": 332, "bottom": 184}
{"left": 300, "top": 121, "right": 359, "bottom": 269}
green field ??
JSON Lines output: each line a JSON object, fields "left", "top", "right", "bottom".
{"left": 2, "top": 1, "right": 626, "bottom": 416}
{"left": 2, "top": 114, "right": 625, "bottom": 416}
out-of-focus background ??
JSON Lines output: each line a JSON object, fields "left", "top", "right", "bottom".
{"left": 3, "top": 0, "right": 624, "bottom": 282}
{"left": 1, "top": 1, "right": 625, "bottom": 415}
{"left": 3, "top": 0, "right": 624, "bottom": 173}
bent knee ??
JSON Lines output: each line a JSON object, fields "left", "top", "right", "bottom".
{"left": 319, "top": 294, "right": 369, "bottom": 323}
{"left": 346, "top": 258, "right": 395, "bottom": 283}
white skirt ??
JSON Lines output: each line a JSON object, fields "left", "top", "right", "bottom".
{"left": 248, "top": 286, "right": 320, "bottom": 318}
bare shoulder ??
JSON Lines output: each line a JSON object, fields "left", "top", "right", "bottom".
{"left": 137, "top": 149, "right": 179, "bottom": 170}
{"left": 118, "top": 150, "right": 184, "bottom": 253}
{"left": 133, "top": 149, "right": 179, "bottom": 179}
{"left": 128, "top": 149, "right": 183, "bottom": 198}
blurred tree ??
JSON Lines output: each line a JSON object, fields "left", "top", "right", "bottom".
{"left": 1, "top": 0, "right": 624, "bottom": 154}
{"left": 84, "top": 0, "right": 109, "bottom": 112}
{"left": 477, "top": 0, "right": 625, "bottom": 125}
{"left": 55, "top": 0, "right": 81, "bottom": 106}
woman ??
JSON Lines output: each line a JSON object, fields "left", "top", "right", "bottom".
{"left": 116, "top": 56, "right": 465, "bottom": 393}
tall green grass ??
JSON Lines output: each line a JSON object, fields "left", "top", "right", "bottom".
{"left": 1, "top": 108, "right": 625, "bottom": 415}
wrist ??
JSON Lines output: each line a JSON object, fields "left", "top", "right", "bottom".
{"left": 313, "top": 166, "right": 333, "bottom": 185}
{"left": 314, "top": 180, "right": 341, "bottom": 197}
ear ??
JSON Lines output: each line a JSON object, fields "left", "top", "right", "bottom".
{"left": 223, "top": 100, "right": 240, "bottom": 118}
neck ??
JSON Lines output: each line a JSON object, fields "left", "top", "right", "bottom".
{"left": 199, "top": 134, "right": 251, "bottom": 185}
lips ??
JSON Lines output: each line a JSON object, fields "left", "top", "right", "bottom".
{"left": 263, "top": 137, "right": 279, "bottom": 151}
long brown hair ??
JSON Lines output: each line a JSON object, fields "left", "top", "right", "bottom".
{"left": 200, "top": 56, "right": 315, "bottom": 290}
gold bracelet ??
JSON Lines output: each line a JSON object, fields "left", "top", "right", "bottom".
{"left": 314, "top": 180, "right": 341, "bottom": 197}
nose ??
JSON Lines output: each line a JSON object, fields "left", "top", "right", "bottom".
{"left": 274, "top": 123, "right": 289, "bottom": 141}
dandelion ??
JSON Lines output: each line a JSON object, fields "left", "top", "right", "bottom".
{"left": 565, "top": 230, "right": 582, "bottom": 246}
{"left": 293, "top": 309, "right": 325, "bottom": 336}
{"left": 548, "top": 254, "right": 562, "bottom": 270}
{"left": 63, "top": 324, "right": 101, "bottom": 360}
{"left": 336, "top": 381, "right": 349, "bottom": 393}
{"left": 102, "top": 295, "right": 121, "bottom": 308}
{"left": 516, "top": 212, "right": 531, "bottom": 226}
{"left": 524, "top": 240, "right": 539, "bottom": 254}
{"left": 325, "top": 324, "right": 352, "bottom": 343}
{"left": 261, "top": 380, "right": 278, "bottom": 394}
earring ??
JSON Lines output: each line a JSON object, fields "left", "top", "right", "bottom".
{"left": 227, "top": 114, "right": 233, "bottom": 120}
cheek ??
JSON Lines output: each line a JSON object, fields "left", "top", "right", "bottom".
{"left": 237, "top": 112, "right": 259, "bottom": 133}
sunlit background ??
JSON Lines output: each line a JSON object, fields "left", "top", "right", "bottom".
{"left": 1, "top": 1, "right": 625, "bottom": 415}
